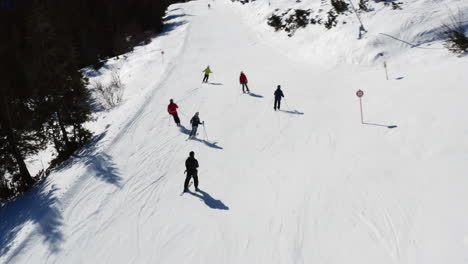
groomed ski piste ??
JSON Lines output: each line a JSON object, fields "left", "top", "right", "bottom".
{"left": 2, "top": 0, "right": 468, "bottom": 263}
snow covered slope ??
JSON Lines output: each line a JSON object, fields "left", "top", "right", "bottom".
{"left": 232, "top": 0, "right": 468, "bottom": 65}
{"left": 2, "top": 0, "right": 468, "bottom": 263}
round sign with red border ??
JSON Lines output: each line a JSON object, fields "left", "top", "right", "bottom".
{"left": 356, "top": 90, "right": 364, "bottom": 98}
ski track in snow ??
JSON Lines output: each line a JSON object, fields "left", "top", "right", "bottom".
{"left": 2, "top": 0, "right": 468, "bottom": 263}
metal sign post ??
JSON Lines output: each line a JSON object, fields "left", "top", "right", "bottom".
{"left": 384, "top": 61, "right": 389, "bottom": 80}
{"left": 356, "top": 90, "right": 364, "bottom": 123}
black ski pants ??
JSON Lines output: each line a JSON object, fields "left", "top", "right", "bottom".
{"left": 241, "top": 83, "right": 250, "bottom": 93}
{"left": 203, "top": 74, "right": 209, "bottom": 83}
{"left": 184, "top": 170, "right": 199, "bottom": 190}
{"left": 274, "top": 97, "right": 282, "bottom": 110}
{"left": 171, "top": 114, "right": 180, "bottom": 125}
{"left": 190, "top": 125, "right": 198, "bottom": 137}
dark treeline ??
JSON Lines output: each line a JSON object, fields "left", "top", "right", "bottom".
{"left": 0, "top": 0, "right": 177, "bottom": 200}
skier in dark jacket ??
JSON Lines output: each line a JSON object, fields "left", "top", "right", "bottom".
{"left": 239, "top": 71, "right": 250, "bottom": 93}
{"left": 189, "top": 112, "right": 203, "bottom": 139}
{"left": 167, "top": 99, "right": 180, "bottom": 126}
{"left": 274, "top": 85, "right": 284, "bottom": 111}
{"left": 184, "top": 151, "right": 199, "bottom": 192}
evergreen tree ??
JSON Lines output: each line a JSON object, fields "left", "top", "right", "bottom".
{"left": 331, "top": 0, "right": 349, "bottom": 13}
{"left": 0, "top": 0, "right": 179, "bottom": 200}
{"left": 359, "top": 0, "right": 369, "bottom": 11}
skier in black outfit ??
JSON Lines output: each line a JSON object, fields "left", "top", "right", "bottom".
{"left": 274, "top": 85, "right": 284, "bottom": 111}
{"left": 189, "top": 112, "right": 203, "bottom": 139}
{"left": 184, "top": 151, "right": 199, "bottom": 192}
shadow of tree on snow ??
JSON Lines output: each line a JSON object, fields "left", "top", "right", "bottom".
{"left": 84, "top": 153, "right": 123, "bottom": 188}
{"left": 0, "top": 186, "right": 64, "bottom": 262}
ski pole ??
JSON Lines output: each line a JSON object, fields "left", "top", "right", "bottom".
{"left": 202, "top": 122, "right": 209, "bottom": 141}
{"left": 202, "top": 123, "right": 208, "bottom": 141}
{"left": 284, "top": 98, "right": 291, "bottom": 109}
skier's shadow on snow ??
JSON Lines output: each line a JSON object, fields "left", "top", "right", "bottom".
{"left": 179, "top": 125, "right": 192, "bottom": 135}
{"left": 247, "top": 92, "right": 263, "bottom": 98}
{"left": 208, "top": 82, "right": 223, "bottom": 85}
{"left": 193, "top": 138, "right": 223, "bottom": 150}
{"left": 0, "top": 186, "right": 64, "bottom": 261}
{"left": 280, "top": 109, "right": 304, "bottom": 115}
{"left": 179, "top": 126, "right": 223, "bottom": 150}
{"left": 189, "top": 189, "right": 229, "bottom": 210}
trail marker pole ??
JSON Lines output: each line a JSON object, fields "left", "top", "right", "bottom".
{"left": 356, "top": 90, "right": 364, "bottom": 124}
{"left": 384, "top": 61, "right": 388, "bottom": 80}
{"left": 355, "top": 89, "right": 397, "bottom": 129}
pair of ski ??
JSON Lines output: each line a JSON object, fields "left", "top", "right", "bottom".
{"left": 180, "top": 181, "right": 200, "bottom": 196}
{"left": 186, "top": 136, "right": 197, "bottom": 141}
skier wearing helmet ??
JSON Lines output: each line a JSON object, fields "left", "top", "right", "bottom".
{"left": 189, "top": 112, "right": 203, "bottom": 139}
{"left": 184, "top": 151, "right": 200, "bottom": 192}
{"left": 239, "top": 71, "right": 250, "bottom": 93}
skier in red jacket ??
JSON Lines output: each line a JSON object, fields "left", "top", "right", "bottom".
{"left": 239, "top": 71, "right": 250, "bottom": 93}
{"left": 167, "top": 99, "right": 181, "bottom": 126}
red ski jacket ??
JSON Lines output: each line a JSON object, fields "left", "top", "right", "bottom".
{"left": 167, "top": 103, "right": 178, "bottom": 115}
{"left": 239, "top": 73, "right": 248, "bottom": 84}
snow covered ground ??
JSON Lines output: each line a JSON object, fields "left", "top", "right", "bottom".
{"left": 232, "top": 0, "right": 468, "bottom": 66}
{"left": 1, "top": 0, "right": 468, "bottom": 263}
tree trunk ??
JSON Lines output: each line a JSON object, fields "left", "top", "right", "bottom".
{"left": 1, "top": 92, "right": 35, "bottom": 189}
{"left": 56, "top": 111, "right": 72, "bottom": 151}
{"left": 50, "top": 122, "right": 63, "bottom": 155}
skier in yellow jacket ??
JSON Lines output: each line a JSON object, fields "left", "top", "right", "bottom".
{"left": 202, "top": 66, "right": 212, "bottom": 83}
